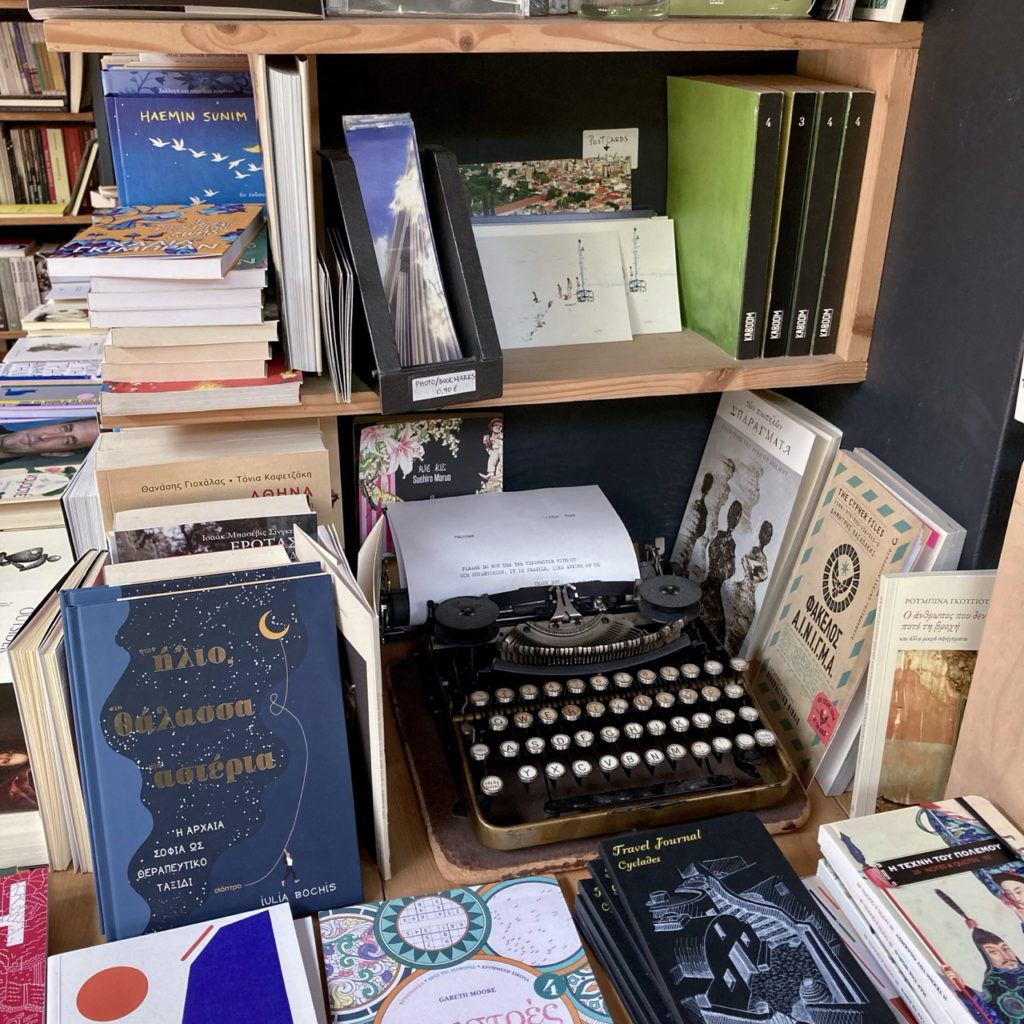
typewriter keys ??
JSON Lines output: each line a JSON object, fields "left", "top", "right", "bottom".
{"left": 500, "top": 740, "right": 521, "bottom": 759}
{"left": 513, "top": 711, "right": 534, "bottom": 730}
{"left": 670, "top": 716, "right": 690, "bottom": 734}
{"left": 724, "top": 683, "right": 746, "bottom": 703}
{"left": 681, "top": 663, "right": 701, "bottom": 681}
{"left": 572, "top": 759, "right": 593, "bottom": 780}
{"left": 545, "top": 761, "right": 566, "bottom": 783}
{"left": 589, "top": 674, "right": 610, "bottom": 692}
{"left": 612, "top": 672, "right": 633, "bottom": 690}
{"left": 633, "top": 694, "right": 654, "bottom": 713}
{"left": 561, "top": 704, "right": 582, "bottom": 723}
{"left": 495, "top": 687, "right": 515, "bottom": 705}
{"left": 704, "top": 660, "right": 724, "bottom": 679}
{"left": 701, "top": 685, "right": 722, "bottom": 705}
{"left": 646, "top": 719, "right": 667, "bottom": 737}
{"left": 600, "top": 726, "right": 620, "bottom": 745}
{"left": 691, "top": 740, "right": 712, "bottom": 761}
{"left": 678, "top": 688, "right": 699, "bottom": 706}
{"left": 469, "top": 743, "right": 490, "bottom": 762}
{"left": 567, "top": 678, "right": 587, "bottom": 696}
{"left": 738, "top": 705, "right": 760, "bottom": 724}
{"left": 543, "top": 681, "right": 563, "bottom": 699}
{"left": 623, "top": 721, "right": 644, "bottom": 741}
{"left": 480, "top": 775, "right": 503, "bottom": 796}
{"left": 644, "top": 748, "right": 665, "bottom": 770}
{"left": 621, "top": 751, "right": 642, "bottom": 773}
{"left": 715, "top": 709, "right": 737, "bottom": 728}
{"left": 655, "top": 691, "right": 676, "bottom": 709}
{"left": 599, "top": 754, "right": 620, "bottom": 777}
{"left": 538, "top": 707, "right": 559, "bottom": 727}
{"left": 519, "top": 684, "right": 540, "bottom": 702}
{"left": 659, "top": 665, "right": 680, "bottom": 685}
{"left": 574, "top": 730, "right": 595, "bottom": 748}
{"left": 586, "top": 701, "right": 606, "bottom": 719}
{"left": 666, "top": 742, "right": 687, "bottom": 764}
{"left": 608, "top": 698, "right": 629, "bottom": 716}
{"left": 550, "top": 733, "right": 571, "bottom": 752}
{"left": 517, "top": 764, "right": 539, "bottom": 787}
{"left": 692, "top": 712, "right": 713, "bottom": 732}
{"left": 712, "top": 736, "right": 733, "bottom": 757}
{"left": 755, "top": 729, "right": 778, "bottom": 749}
{"left": 729, "top": 657, "right": 749, "bottom": 676}
{"left": 488, "top": 714, "right": 509, "bottom": 733}
{"left": 469, "top": 690, "right": 490, "bottom": 708}
{"left": 636, "top": 668, "right": 656, "bottom": 687}
{"left": 525, "top": 736, "right": 546, "bottom": 756}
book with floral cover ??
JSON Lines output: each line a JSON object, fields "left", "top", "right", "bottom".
{"left": 47, "top": 204, "right": 264, "bottom": 280}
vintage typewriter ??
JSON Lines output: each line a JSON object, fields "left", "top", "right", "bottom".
{"left": 382, "top": 552, "right": 794, "bottom": 851}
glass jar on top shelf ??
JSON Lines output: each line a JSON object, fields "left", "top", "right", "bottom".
{"left": 579, "top": 0, "right": 670, "bottom": 19}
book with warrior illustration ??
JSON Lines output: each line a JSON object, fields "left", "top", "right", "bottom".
{"left": 591, "top": 814, "right": 892, "bottom": 1024}
{"left": 317, "top": 874, "right": 610, "bottom": 1024}
{"left": 59, "top": 563, "right": 362, "bottom": 940}
{"left": 820, "top": 797, "right": 1024, "bottom": 1024}
{"left": 46, "top": 204, "right": 264, "bottom": 280}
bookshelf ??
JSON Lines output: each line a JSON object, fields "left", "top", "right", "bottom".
{"left": 0, "top": 111, "right": 93, "bottom": 122}
{"left": 44, "top": 16, "right": 921, "bottom": 420}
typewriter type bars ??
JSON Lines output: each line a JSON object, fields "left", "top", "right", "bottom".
{"left": 421, "top": 580, "right": 794, "bottom": 851}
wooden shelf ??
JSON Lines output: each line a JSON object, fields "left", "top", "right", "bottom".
{"left": 43, "top": 16, "right": 922, "bottom": 57}
{"left": 0, "top": 0, "right": 28, "bottom": 8}
{"left": 100, "top": 331, "right": 869, "bottom": 427}
{"left": 0, "top": 213, "right": 90, "bottom": 225}
{"left": 0, "top": 110, "right": 93, "bottom": 122}
{"left": 0, "top": 329, "right": 24, "bottom": 340}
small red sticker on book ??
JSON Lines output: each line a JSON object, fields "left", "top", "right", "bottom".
{"left": 809, "top": 692, "right": 839, "bottom": 743}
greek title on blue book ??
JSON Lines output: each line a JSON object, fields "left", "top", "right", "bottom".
{"left": 64, "top": 569, "right": 361, "bottom": 939}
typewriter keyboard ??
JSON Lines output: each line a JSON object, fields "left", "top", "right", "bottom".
{"left": 442, "top": 653, "right": 793, "bottom": 849}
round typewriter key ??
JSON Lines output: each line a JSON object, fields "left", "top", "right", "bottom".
{"left": 469, "top": 743, "right": 490, "bottom": 762}
{"left": 608, "top": 698, "right": 629, "bottom": 716}
{"left": 495, "top": 687, "right": 516, "bottom": 705}
{"left": 480, "top": 775, "right": 503, "bottom": 796}
{"left": 637, "top": 668, "right": 657, "bottom": 687}
{"left": 701, "top": 685, "right": 722, "bottom": 704}
{"left": 585, "top": 701, "right": 606, "bottom": 719}
{"left": 621, "top": 751, "right": 642, "bottom": 772}
{"left": 543, "top": 680, "right": 564, "bottom": 699}
{"left": 513, "top": 711, "right": 534, "bottom": 730}
{"left": 551, "top": 733, "right": 571, "bottom": 752}
{"left": 572, "top": 759, "right": 593, "bottom": 780}
{"left": 678, "top": 687, "right": 699, "bottom": 706}
{"left": 600, "top": 725, "right": 621, "bottom": 745}
{"left": 659, "top": 665, "right": 680, "bottom": 685}
{"left": 670, "top": 715, "right": 690, "bottom": 734}
{"left": 488, "top": 714, "right": 509, "bottom": 733}
{"left": 525, "top": 736, "right": 546, "bottom": 756}
{"left": 690, "top": 740, "right": 712, "bottom": 761}
{"left": 624, "top": 721, "right": 644, "bottom": 741}
{"left": 655, "top": 691, "right": 676, "bottom": 709}
{"left": 589, "top": 674, "right": 610, "bottom": 692}
{"left": 538, "top": 707, "right": 559, "bottom": 727}
{"left": 724, "top": 683, "right": 746, "bottom": 702}
{"left": 729, "top": 657, "right": 749, "bottom": 676}
{"left": 646, "top": 719, "right": 667, "bottom": 737}
{"left": 715, "top": 709, "right": 737, "bottom": 728}
{"left": 574, "top": 729, "right": 595, "bottom": 748}
{"left": 599, "top": 754, "right": 620, "bottom": 776}
{"left": 566, "top": 677, "right": 587, "bottom": 696}
{"left": 666, "top": 742, "right": 687, "bottom": 763}
{"left": 612, "top": 671, "right": 633, "bottom": 690}
{"left": 755, "top": 728, "right": 778, "bottom": 748}
{"left": 704, "top": 660, "right": 724, "bottom": 678}
{"left": 469, "top": 690, "right": 490, "bottom": 708}
{"left": 632, "top": 694, "right": 653, "bottom": 713}
{"left": 499, "top": 740, "right": 520, "bottom": 759}
{"left": 561, "top": 704, "right": 582, "bottom": 723}
{"left": 519, "top": 683, "right": 540, "bottom": 702}
{"left": 644, "top": 748, "right": 665, "bottom": 769}
{"left": 735, "top": 733, "right": 757, "bottom": 757}
{"left": 738, "top": 705, "right": 761, "bottom": 724}
{"left": 681, "top": 663, "right": 701, "bottom": 681}
{"left": 517, "top": 764, "right": 539, "bottom": 786}
{"left": 692, "top": 712, "right": 712, "bottom": 731}
{"left": 545, "top": 761, "right": 566, "bottom": 782}
{"left": 712, "top": 736, "right": 733, "bottom": 757}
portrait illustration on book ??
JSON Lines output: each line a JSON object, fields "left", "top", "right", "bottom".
{"left": 0, "top": 686, "right": 36, "bottom": 814}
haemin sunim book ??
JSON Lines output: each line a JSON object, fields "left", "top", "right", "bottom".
{"left": 60, "top": 564, "right": 361, "bottom": 940}
{"left": 599, "top": 814, "right": 893, "bottom": 1024}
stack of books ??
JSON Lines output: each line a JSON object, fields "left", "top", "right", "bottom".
{"left": 817, "top": 796, "right": 1024, "bottom": 1024}
{"left": 574, "top": 814, "right": 893, "bottom": 1023}
{"left": 668, "top": 75, "right": 876, "bottom": 359}
{"left": 46, "top": 203, "right": 300, "bottom": 416}
{"left": 0, "top": 123, "right": 98, "bottom": 217}
{"left": 0, "top": 23, "right": 78, "bottom": 112}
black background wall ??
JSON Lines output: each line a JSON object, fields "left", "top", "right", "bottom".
{"left": 334, "top": 1, "right": 1024, "bottom": 566}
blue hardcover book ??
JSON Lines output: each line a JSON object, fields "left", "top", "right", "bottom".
{"left": 61, "top": 566, "right": 361, "bottom": 940}
{"left": 102, "top": 66, "right": 254, "bottom": 97}
{"left": 106, "top": 94, "right": 265, "bottom": 207}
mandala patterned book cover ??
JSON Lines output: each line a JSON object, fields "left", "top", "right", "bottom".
{"left": 60, "top": 566, "right": 361, "bottom": 940}
{"left": 598, "top": 814, "right": 892, "bottom": 1024}
{"left": 318, "top": 875, "right": 610, "bottom": 1024}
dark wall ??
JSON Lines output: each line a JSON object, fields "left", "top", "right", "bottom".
{"left": 788, "top": 0, "right": 1024, "bottom": 569}
{"left": 331, "top": 4, "right": 1024, "bottom": 563}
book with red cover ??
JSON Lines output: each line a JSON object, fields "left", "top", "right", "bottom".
{"left": 0, "top": 866, "right": 48, "bottom": 1024}
{"left": 99, "top": 360, "right": 301, "bottom": 415}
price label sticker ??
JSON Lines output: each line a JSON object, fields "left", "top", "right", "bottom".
{"left": 808, "top": 691, "right": 840, "bottom": 744}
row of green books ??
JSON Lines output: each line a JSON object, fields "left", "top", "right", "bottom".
{"left": 668, "top": 74, "right": 875, "bottom": 360}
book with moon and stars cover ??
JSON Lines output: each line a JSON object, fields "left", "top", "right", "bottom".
{"left": 317, "top": 875, "right": 610, "bottom": 1024}
{"left": 59, "top": 562, "right": 361, "bottom": 940}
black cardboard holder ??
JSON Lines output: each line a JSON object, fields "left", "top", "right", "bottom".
{"left": 320, "top": 145, "right": 503, "bottom": 415}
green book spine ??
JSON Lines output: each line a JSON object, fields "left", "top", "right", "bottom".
{"left": 785, "top": 89, "right": 850, "bottom": 356}
{"left": 763, "top": 89, "right": 819, "bottom": 358}
{"left": 813, "top": 90, "right": 876, "bottom": 354}
{"left": 667, "top": 77, "right": 782, "bottom": 359}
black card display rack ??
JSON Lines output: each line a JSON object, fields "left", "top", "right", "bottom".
{"left": 320, "top": 145, "right": 503, "bottom": 415}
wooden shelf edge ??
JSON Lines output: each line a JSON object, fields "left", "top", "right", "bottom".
{"left": 0, "top": 213, "right": 91, "bottom": 225}
{"left": 44, "top": 16, "right": 923, "bottom": 56}
{"left": 0, "top": 111, "right": 94, "bottom": 122}
{"left": 100, "top": 351, "right": 869, "bottom": 427}
{"left": 0, "top": 330, "right": 25, "bottom": 340}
